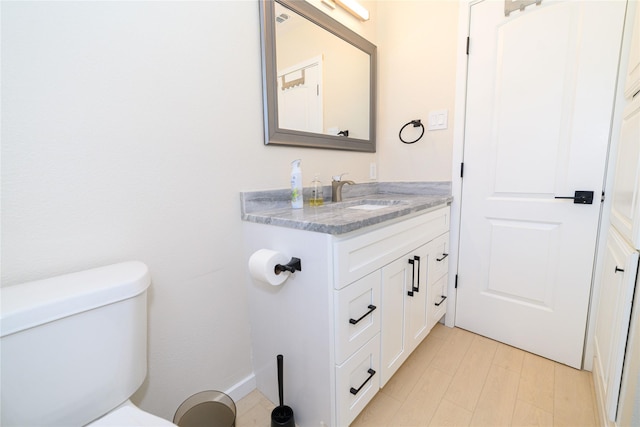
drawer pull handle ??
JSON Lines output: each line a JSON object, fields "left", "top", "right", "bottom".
{"left": 615, "top": 266, "right": 625, "bottom": 273}
{"left": 435, "top": 295, "right": 447, "bottom": 306}
{"left": 408, "top": 256, "right": 421, "bottom": 296}
{"left": 350, "top": 369, "right": 376, "bottom": 395}
{"left": 414, "top": 256, "right": 421, "bottom": 292}
{"left": 436, "top": 253, "right": 449, "bottom": 262}
{"left": 349, "top": 305, "right": 377, "bottom": 325}
{"left": 408, "top": 258, "right": 415, "bottom": 296}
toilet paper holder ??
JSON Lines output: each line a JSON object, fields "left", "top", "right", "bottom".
{"left": 274, "top": 257, "right": 302, "bottom": 275}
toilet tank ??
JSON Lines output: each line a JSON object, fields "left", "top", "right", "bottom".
{"left": 0, "top": 261, "right": 151, "bottom": 427}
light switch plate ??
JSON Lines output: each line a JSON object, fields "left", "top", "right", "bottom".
{"left": 428, "top": 110, "right": 448, "bottom": 130}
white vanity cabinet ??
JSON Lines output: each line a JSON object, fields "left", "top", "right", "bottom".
{"left": 244, "top": 205, "right": 450, "bottom": 427}
{"left": 333, "top": 207, "right": 450, "bottom": 392}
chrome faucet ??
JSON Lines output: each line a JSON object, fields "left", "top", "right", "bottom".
{"left": 331, "top": 174, "right": 355, "bottom": 202}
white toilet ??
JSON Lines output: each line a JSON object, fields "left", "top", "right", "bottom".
{"left": 0, "top": 261, "right": 176, "bottom": 426}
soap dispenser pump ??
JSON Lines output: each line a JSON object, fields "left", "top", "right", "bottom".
{"left": 291, "top": 159, "right": 303, "bottom": 209}
{"left": 310, "top": 174, "right": 324, "bottom": 207}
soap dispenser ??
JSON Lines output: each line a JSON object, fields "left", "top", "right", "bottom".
{"left": 291, "top": 159, "right": 303, "bottom": 209}
{"left": 310, "top": 174, "right": 324, "bottom": 207}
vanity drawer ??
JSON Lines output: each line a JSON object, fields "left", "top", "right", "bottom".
{"left": 428, "top": 232, "right": 449, "bottom": 284}
{"left": 334, "top": 207, "right": 450, "bottom": 289}
{"left": 334, "top": 271, "right": 381, "bottom": 365}
{"left": 335, "top": 333, "right": 380, "bottom": 427}
{"left": 429, "top": 274, "right": 448, "bottom": 331}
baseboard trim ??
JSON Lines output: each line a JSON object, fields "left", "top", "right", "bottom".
{"left": 225, "top": 373, "right": 256, "bottom": 403}
{"left": 592, "top": 355, "right": 613, "bottom": 427}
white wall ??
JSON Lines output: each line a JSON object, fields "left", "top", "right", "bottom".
{"left": 0, "top": 0, "right": 459, "bottom": 421}
{"left": 376, "top": 0, "right": 460, "bottom": 182}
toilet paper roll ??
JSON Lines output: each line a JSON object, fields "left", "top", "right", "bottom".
{"left": 248, "top": 249, "right": 290, "bottom": 286}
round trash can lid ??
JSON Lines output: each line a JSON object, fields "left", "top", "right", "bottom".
{"left": 174, "top": 391, "right": 236, "bottom": 427}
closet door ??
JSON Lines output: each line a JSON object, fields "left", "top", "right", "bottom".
{"left": 593, "top": 227, "right": 639, "bottom": 422}
{"left": 624, "top": 1, "right": 640, "bottom": 98}
{"left": 611, "top": 95, "right": 640, "bottom": 249}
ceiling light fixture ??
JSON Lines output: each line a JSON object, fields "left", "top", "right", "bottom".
{"left": 321, "top": 0, "right": 337, "bottom": 9}
{"left": 335, "top": 0, "right": 370, "bottom": 21}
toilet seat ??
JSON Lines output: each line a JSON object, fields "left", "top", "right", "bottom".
{"left": 87, "top": 400, "right": 176, "bottom": 427}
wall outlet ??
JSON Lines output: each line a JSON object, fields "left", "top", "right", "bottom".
{"left": 369, "top": 162, "right": 377, "bottom": 180}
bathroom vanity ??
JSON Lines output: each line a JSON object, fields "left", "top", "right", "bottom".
{"left": 241, "top": 183, "right": 451, "bottom": 426}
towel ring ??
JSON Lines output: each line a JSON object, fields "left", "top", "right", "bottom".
{"left": 399, "top": 119, "right": 424, "bottom": 144}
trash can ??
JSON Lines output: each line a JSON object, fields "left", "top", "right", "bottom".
{"left": 173, "top": 391, "right": 236, "bottom": 427}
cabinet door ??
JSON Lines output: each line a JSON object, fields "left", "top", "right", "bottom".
{"left": 611, "top": 95, "right": 640, "bottom": 249}
{"left": 406, "top": 244, "right": 430, "bottom": 353}
{"left": 380, "top": 254, "right": 411, "bottom": 386}
{"left": 593, "top": 227, "right": 639, "bottom": 422}
{"left": 380, "top": 245, "right": 430, "bottom": 386}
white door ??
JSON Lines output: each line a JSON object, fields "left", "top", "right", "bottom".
{"left": 277, "top": 57, "right": 322, "bottom": 133}
{"left": 456, "top": 0, "right": 626, "bottom": 368}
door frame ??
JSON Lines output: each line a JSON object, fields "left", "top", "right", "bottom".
{"left": 448, "top": 0, "right": 633, "bottom": 370}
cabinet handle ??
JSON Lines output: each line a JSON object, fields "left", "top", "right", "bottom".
{"left": 436, "top": 253, "right": 449, "bottom": 262}
{"left": 407, "top": 256, "right": 421, "bottom": 296}
{"left": 414, "top": 256, "right": 421, "bottom": 293}
{"left": 615, "top": 266, "right": 625, "bottom": 273}
{"left": 435, "top": 295, "right": 447, "bottom": 306}
{"left": 350, "top": 369, "right": 376, "bottom": 395}
{"left": 349, "top": 305, "right": 377, "bottom": 325}
{"left": 408, "top": 258, "right": 415, "bottom": 296}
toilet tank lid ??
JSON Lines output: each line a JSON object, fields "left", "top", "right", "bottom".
{"left": 1, "top": 261, "right": 150, "bottom": 338}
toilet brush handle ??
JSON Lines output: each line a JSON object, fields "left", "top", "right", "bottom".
{"left": 277, "top": 354, "right": 284, "bottom": 407}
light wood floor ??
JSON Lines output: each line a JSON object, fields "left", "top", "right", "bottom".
{"left": 235, "top": 324, "right": 600, "bottom": 427}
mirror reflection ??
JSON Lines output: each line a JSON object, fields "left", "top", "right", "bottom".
{"left": 275, "top": 2, "right": 370, "bottom": 139}
{"left": 260, "top": 0, "right": 377, "bottom": 152}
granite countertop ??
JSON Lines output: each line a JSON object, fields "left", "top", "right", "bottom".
{"left": 240, "top": 182, "right": 452, "bottom": 235}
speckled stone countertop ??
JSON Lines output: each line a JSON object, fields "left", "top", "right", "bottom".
{"left": 240, "top": 182, "right": 452, "bottom": 235}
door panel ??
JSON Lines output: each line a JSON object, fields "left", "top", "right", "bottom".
{"left": 492, "top": 4, "right": 575, "bottom": 195}
{"left": 611, "top": 96, "right": 640, "bottom": 248}
{"left": 457, "top": 0, "right": 626, "bottom": 368}
{"left": 485, "top": 219, "right": 559, "bottom": 306}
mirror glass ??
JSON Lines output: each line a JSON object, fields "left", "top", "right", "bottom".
{"left": 259, "top": 0, "right": 377, "bottom": 152}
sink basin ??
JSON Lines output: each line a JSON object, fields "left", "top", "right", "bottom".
{"left": 347, "top": 204, "right": 388, "bottom": 211}
{"left": 345, "top": 199, "right": 405, "bottom": 211}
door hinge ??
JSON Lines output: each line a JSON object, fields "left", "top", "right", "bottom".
{"left": 466, "top": 37, "right": 470, "bottom": 55}
{"left": 455, "top": 274, "right": 458, "bottom": 289}
{"left": 460, "top": 162, "right": 464, "bottom": 178}
{"left": 601, "top": 191, "right": 605, "bottom": 202}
